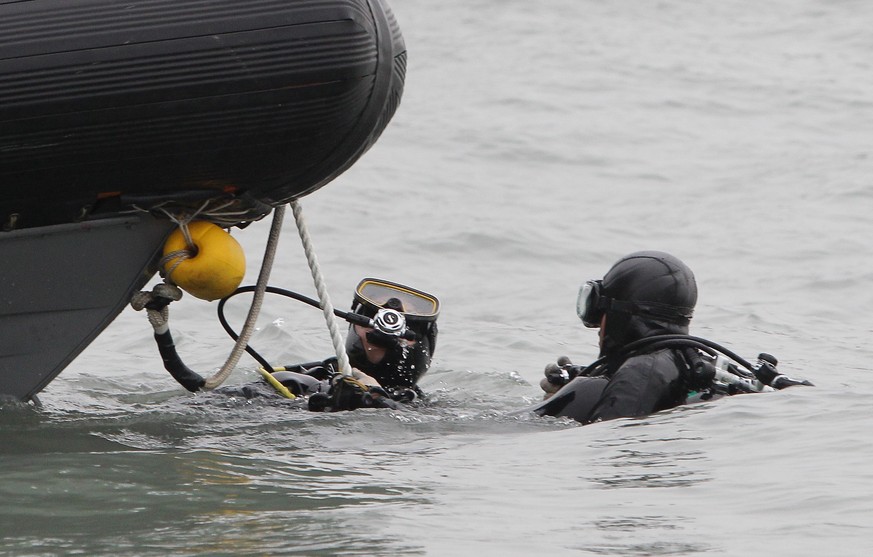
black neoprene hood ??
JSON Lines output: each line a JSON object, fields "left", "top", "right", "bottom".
{"left": 598, "top": 251, "right": 698, "bottom": 358}
{"left": 602, "top": 251, "right": 698, "bottom": 314}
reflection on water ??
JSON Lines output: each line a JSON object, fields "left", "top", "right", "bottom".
{"left": 572, "top": 539, "right": 712, "bottom": 557}
{"left": 0, "top": 439, "right": 436, "bottom": 557}
{"left": 593, "top": 449, "right": 709, "bottom": 490}
{"left": 586, "top": 419, "right": 710, "bottom": 490}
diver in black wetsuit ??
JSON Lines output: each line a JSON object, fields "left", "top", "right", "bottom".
{"left": 144, "top": 278, "right": 439, "bottom": 412}
{"left": 533, "top": 251, "right": 811, "bottom": 424}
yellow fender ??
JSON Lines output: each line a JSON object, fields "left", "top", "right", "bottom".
{"left": 162, "top": 221, "right": 245, "bottom": 301}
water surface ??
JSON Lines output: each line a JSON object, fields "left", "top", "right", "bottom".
{"left": 2, "top": 1, "right": 873, "bottom": 555}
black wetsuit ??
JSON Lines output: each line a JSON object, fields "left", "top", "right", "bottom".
{"left": 589, "top": 348, "right": 688, "bottom": 421}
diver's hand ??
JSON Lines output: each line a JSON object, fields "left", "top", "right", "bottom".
{"left": 350, "top": 367, "right": 419, "bottom": 403}
{"left": 308, "top": 372, "right": 398, "bottom": 412}
{"left": 540, "top": 356, "right": 582, "bottom": 400}
{"left": 350, "top": 369, "right": 381, "bottom": 388}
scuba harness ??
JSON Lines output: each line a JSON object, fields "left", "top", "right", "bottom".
{"left": 543, "top": 333, "right": 813, "bottom": 401}
{"left": 538, "top": 251, "right": 812, "bottom": 422}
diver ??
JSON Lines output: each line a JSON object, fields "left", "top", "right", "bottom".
{"left": 531, "top": 251, "right": 812, "bottom": 424}
{"left": 139, "top": 278, "right": 439, "bottom": 412}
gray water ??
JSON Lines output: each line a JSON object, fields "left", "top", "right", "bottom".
{"left": 2, "top": 0, "right": 873, "bottom": 555}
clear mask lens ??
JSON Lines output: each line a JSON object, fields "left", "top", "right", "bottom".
{"left": 576, "top": 280, "right": 603, "bottom": 328}
{"left": 355, "top": 278, "right": 439, "bottom": 319}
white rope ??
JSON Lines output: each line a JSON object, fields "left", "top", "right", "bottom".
{"left": 132, "top": 197, "right": 266, "bottom": 228}
{"left": 202, "top": 205, "right": 286, "bottom": 390}
{"left": 290, "top": 199, "right": 353, "bottom": 377}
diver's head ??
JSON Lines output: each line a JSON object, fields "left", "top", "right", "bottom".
{"left": 576, "top": 251, "right": 697, "bottom": 356}
{"left": 345, "top": 279, "right": 439, "bottom": 390}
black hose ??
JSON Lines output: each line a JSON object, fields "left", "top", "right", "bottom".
{"left": 155, "top": 331, "right": 206, "bottom": 392}
{"left": 575, "top": 334, "right": 756, "bottom": 380}
{"left": 215, "top": 286, "right": 370, "bottom": 373}
{"left": 621, "top": 334, "right": 756, "bottom": 372}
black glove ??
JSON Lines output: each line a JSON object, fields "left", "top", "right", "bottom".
{"left": 386, "top": 387, "right": 419, "bottom": 403}
{"left": 308, "top": 372, "right": 399, "bottom": 412}
{"left": 540, "top": 356, "right": 585, "bottom": 400}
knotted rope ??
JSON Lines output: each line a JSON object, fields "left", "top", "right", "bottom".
{"left": 133, "top": 205, "right": 285, "bottom": 390}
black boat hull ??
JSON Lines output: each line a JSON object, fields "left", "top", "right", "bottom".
{"left": 0, "top": 0, "right": 406, "bottom": 230}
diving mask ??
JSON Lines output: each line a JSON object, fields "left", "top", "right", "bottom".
{"left": 577, "top": 278, "right": 694, "bottom": 327}
{"left": 353, "top": 278, "right": 439, "bottom": 322}
{"left": 576, "top": 280, "right": 606, "bottom": 328}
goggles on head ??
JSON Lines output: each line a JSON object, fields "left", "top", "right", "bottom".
{"left": 353, "top": 278, "right": 440, "bottom": 323}
{"left": 576, "top": 279, "right": 694, "bottom": 327}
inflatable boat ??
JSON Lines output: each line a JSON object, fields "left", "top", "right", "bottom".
{"left": 0, "top": 0, "right": 406, "bottom": 401}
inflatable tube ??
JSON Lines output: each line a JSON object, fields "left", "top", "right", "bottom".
{"left": 0, "top": 0, "right": 406, "bottom": 230}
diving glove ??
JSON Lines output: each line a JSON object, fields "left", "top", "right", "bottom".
{"left": 540, "top": 356, "right": 585, "bottom": 400}
{"left": 308, "top": 370, "right": 399, "bottom": 412}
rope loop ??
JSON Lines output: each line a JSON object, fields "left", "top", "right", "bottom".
{"left": 156, "top": 210, "right": 200, "bottom": 284}
{"left": 159, "top": 249, "right": 195, "bottom": 283}
{"left": 130, "top": 283, "right": 184, "bottom": 334}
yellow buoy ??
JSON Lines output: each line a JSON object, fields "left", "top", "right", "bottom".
{"left": 162, "top": 221, "right": 245, "bottom": 301}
